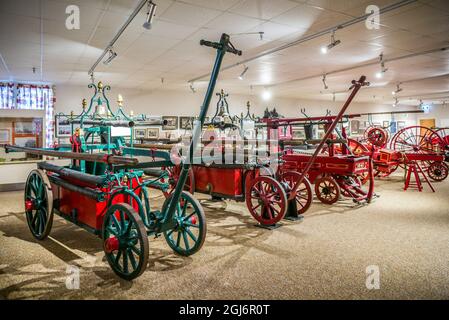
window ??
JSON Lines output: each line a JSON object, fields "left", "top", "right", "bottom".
{"left": 0, "top": 82, "right": 55, "bottom": 147}
{"left": 0, "top": 83, "right": 14, "bottom": 109}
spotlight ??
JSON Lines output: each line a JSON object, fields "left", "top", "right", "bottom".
{"left": 392, "top": 97, "right": 398, "bottom": 107}
{"left": 375, "top": 52, "right": 388, "bottom": 78}
{"left": 103, "top": 47, "right": 117, "bottom": 65}
{"left": 262, "top": 89, "right": 271, "bottom": 101}
{"left": 322, "top": 74, "right": 328, "bottom": 90}
{"left": 143, "top": 1, "right": 157, "bottom": 30}
{"left": 320, "top": 29, "right": 341, "bottom": 54}
{"left": 238, "top": 65, "right": 249, "bottom": 80}
{"left": 392, "top": 83, "right": 403, "bottom": 95}
{"left": 189, "top": 82, "right": 196, "bottom": 93}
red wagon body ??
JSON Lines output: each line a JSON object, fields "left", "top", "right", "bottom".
{"left": 49, "top": 174, "right": 142, "bottom": 232}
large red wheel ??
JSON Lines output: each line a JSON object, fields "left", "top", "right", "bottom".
{"left": 390, "top": 126, "right": 443, "bottom": 154}
{"left": 245, "top": 176, "right": 287, "bottom": 226}
{"left": 162, "top": 165, "right": 195, "bottom": 197}
{"left": 314, "top": 176, "right": 340, "bottom": 205}
{"left": 280, "top": 171, "right": 313, "bottom": 215}
{"left": 427, "top": 161, "right": 448, "bottom": 181}
{"left": 364, "top": 126, "right": 388, "bottom": 148}
{"left": 434, "top": 128, "right": 449, "bottom": 156}
{"left": 390, "top": 126, "right": 445, "bottom": 170}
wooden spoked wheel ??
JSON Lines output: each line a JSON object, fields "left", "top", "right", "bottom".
{"left": 162, "top": 191, "right": 206, "bottom": 256}
{"left": 391, "top": 126, "right": 445, "bottom": 170}
{"left": 390, "top": 126, "right": 443, "bottom": 155}
{"left": 102, "top": 203, "right": 149, "bottom": 281}
{"left": 365, "top": 126, "right": 388, "bottom": 147}
{"left": 162, "top": 165, "right": 195, "bottom": 197}
{"left": 245, "top": 176, "right": 287, "bottom": 226}
{"left": 280, "top": 171, "right": 313, "bottom": 215}
{"left": 433, "top": 128, "right": 449, "bottom": 150}
{"left": 24, "top": 169, "right": 53, "bottom": 240}
{"left": 314, "top": 176, "right": 340, "bottom": 205}
{"left": 427, "top": 162, "right": 449, "bottom": 182}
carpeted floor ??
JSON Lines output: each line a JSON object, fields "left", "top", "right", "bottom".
{"left": 1, "top": 173, "right": 449, "bottom": 300}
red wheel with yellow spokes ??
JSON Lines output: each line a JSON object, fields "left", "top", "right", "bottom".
{"left": 246, "top": 176, "right": 287, "bottom": 226}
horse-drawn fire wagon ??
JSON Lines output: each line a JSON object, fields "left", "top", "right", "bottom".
{"left": 261, "top": 110, "right": 375, "bottom": 205}
{"left": 147, "top": 77, "right": 370, "bottom": 226}
{"left": 4, "top": 33, "right": 242, "bottom": 280}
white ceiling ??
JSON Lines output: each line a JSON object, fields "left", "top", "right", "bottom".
{"left": 0, "top": 0, "right": 449, "bottom": 106}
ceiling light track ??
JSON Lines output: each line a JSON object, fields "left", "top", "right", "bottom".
{"left": 269, "top": 45, "right": 449, "bottom": 89}
{"left": 187, "top": 0, "right": 417, "bottom": 84}
{"left": 88, "top": 0, "right": 151, "bottom": 76}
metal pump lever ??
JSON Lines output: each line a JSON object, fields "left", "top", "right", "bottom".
{"left": 200, "top": 38, "right": 242, "bottom": 56}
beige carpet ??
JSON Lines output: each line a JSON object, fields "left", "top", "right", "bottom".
{"left": 1, "top": 173, "right": 449, "bottom": 299}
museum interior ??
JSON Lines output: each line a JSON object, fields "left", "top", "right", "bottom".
{"left": 0, "top": 0, "right": 449, "bottom": 300}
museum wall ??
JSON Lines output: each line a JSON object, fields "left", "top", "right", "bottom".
{"left": 54, "top": 84, "right": 422, "bottom": 120}
{"left": 1, "top": 83, "right": 447, "bottom": 187}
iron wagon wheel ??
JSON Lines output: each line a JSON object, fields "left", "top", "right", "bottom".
{"left": 163, "top": 165, "right": 195, "bottom": 197}
{"left": 245, "top": 176, "right": 287, "bottom": 225}
{"left": 427, "top": 161, "right": 449, "bottom": 182}
{"left": 314, "top": 176, "right": 340, "bottom": 205}
{"left": 162, "top": 191, "right": 206, "bottom": 256}
{"left": 24, "top": 169, "right": 54, "bottom": 240}
{"left": 102, "top": 203, "right": 149, "bottom": 281}
{"left": 280, "top": 171, "right": 313, "bottom": 215}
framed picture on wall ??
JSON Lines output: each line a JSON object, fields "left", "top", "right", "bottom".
{"left": 14, "top": 136, "right": 37, "bottom": 148}
{"left": 180, "top": 116, "right": 194, "bottom": 130}
{"left": 162, "top": 116, "right": 178, "bottom": 130}
{"left": 134, "top": 128, "right": 146, "bottom": 139}
{"left": 383, "top": 121, "right": 390, "bottom": 128}
{"left": 390, "top": 121, "right": 397, "bottom": 134}
{"left": 55, "top": 116, "right": 72, "bottom": 137}
{"left": 0, "top": 129, "right": 10, "bottom": 143}
{"left": 350, "top": 120, "right": 360, "bottom": 134}
{"left": 14, "top": 121, "right": 35, "bottom": 135}
{"left": 146, "top": 128, "right": 159, "bottom": 139}
{"left": 397, "top": 121, "right": 406, "bottom": 130}
{"left": 292, "top": 128, "right": 306, "bottom": 140}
